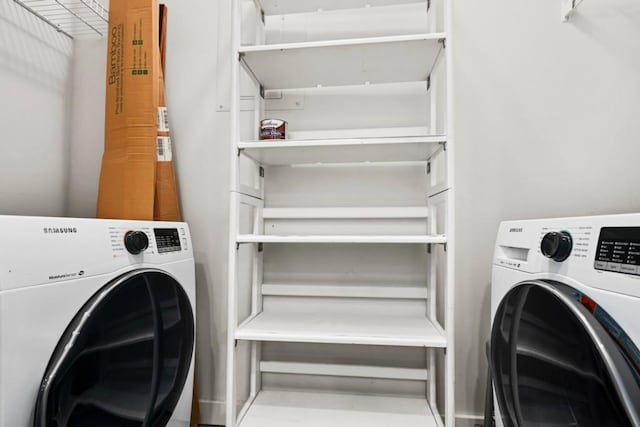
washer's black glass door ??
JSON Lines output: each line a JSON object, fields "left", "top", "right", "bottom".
{"left": 34, "top": 270, "right": 195, "bottom": 427}
{"left": 491, "top": 280, "right": 640, "bottom": 427}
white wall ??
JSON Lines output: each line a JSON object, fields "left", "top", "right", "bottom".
{"left": 453, "top": 0, "right": 640, "bottom": 423}
{"left": 162, "top": 0, "right": 230, "bottom": 421}
{"left": 0, "top": 2, "right": 73, "bottom": 217}
{"left": 67, "top": 38, "right": 106, "bottom": 218}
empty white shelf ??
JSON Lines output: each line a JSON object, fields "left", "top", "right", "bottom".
{"left": 235, "top": 310, "right": 447, "bottom": 347}
{"left": 236, "top": 234, "right": 447, "bottom": 244}
{"left": 262, "top": 207, "right": 429, "bottom": 219}
{"left": 240, "top": 33, "right": 445, "bottom": 90}
{"left": 260, "top": 361, "right": 429, "bottom": 381}
{"left": 289, "top": 126, "right": 431, "bottom": 140}
{"left": 262, "top": 283, "right": 428, "bottom": 299}
{"left": 257, "top": 0, "right": 427, "bottom": 15}
{"left": 239, "top": 135, "right": 446, "bottom": 165}
{"left": 238, "top": 390, "right": 440, "bottom": 427}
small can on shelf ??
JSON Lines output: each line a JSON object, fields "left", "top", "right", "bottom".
{"left": 260, "top": 119, "right": 288, "bottom": 140}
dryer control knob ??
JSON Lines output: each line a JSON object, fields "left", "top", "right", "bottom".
{"left": 541, "top": 231, "right": 573, "bottom": 262}
{"left": 124, "top": 231, "right": 149, "bottom": 255}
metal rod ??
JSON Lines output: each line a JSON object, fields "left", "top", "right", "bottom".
{"left": 13, "top": 0, "right": 74, "bottom": 38}
{"left": 54, "top": 0, "right": 104, "bottom": 36}
{"left": 12, "top": 0, "right": 108, "bottom": 39}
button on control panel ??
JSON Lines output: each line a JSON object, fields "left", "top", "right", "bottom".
{"left": 595, "top": 227, "right": 640, "bottom": 275}
{"left": 154, "top": 228, "right": 182, "bottom": 253}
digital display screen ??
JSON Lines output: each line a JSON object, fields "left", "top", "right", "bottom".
{"left": 595, "top": 227, "right": 640, "bottom": 275}
{"left": 154, "top": 228, "right": 182, "bottom": 253}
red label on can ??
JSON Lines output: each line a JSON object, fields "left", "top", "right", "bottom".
{"left": 260, "top": 119, "right": 287, "bottom": 140}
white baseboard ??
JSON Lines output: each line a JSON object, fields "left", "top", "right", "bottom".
{"left": 456, "top": 413, "right": 485, "bottom": 427}
{"left": 197, "top": 401, "right": 486, "bottom": 427}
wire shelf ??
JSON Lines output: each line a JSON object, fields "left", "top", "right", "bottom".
{"left": 13, "top": 0, "right": 108, "bottom": 39}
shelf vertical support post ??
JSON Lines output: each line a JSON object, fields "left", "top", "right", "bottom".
{"left": 226, "top": 192, "right": 240, "bottom": 427}
{"left": 226, "top": 0, "right": 242, "bottom": 425}
{"left": 444, "top": 0, "right": 456, "bottom": 424}
{"left": 249, "top": 201, "right": 264, "bottom": 403}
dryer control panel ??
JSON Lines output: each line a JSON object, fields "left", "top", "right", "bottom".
{"left": 495, "top": 214, "right": 640, "bottom": 299}
{"left": 154, "top": 228, "right": 182, "bottom": 253}
{"left": 595, "top": 227, "right": 640, "bottom": 276}
{"left": 0, "top": 217, "right": 193, "bottom": 292}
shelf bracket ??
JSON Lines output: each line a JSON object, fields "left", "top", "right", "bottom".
{"left": 562, "top": 0, "right": 585, "bottom": 21}
{"left": 258, "top": 243, "right": 264, "bottom": 253}
{"left": 260, "top": 8, "right": 265, "bottom": 24}
{"left": 236, "top": 242, "right": 241, "bottom": 250}
{"left": 237, "top": 148, "right": 242, "bottom": 157}
{"left": 259, "top": 85, "right": 266, "bottom": 99}
{"left": 427, "top": 161, "right": 432, "bottom": 175}
{"left": 426, "top": 75, "right": 431, "bottom": 92}
{"left": 427, "top": 244, "right": 432, "bottom": 254}
{"left": 440, "top": 141, "right": 447, "bottom": 152}
{"left": 427, "top": 0, "right": 431, "bottom": 12}
{"left": 238, "top": 52, "right": 245, "bottom": 62}
{"left": 439, "top": 38, "right": 446, "bottom": 49}
{"left": 259, "top": 166, "right": 265, "bottom": 178}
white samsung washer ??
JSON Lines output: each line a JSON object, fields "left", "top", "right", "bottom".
{"left": 490, "top": 215, "right": 640, "bottom": 427}
{"left": 0, "top": 216, "right": 196, "bottom": 427}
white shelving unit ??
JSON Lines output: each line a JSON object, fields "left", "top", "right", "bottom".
{"left": 227, "top": 0, "right": 454, "bottom": 426}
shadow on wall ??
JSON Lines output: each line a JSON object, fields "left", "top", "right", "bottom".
{"left": 570, "top": 1, "right": 640, "bottom": 73}
{"left": 0, "top": 1, "right": 73, "bottom": 217}
{"left": 194, "top": 258, "right": 217, "bottom": 419}
{"left": 0, "top": 2, "right": 72, "bottom": 94}
{"left": 195, "top": 260, "right": 217, "bottom": 376}
{"left": 476, "top": 280, "right": 493, "bottom": 416}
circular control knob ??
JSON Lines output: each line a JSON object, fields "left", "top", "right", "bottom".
{"left": 124, "top": 231, "right": 149, "bottom": 255}
{"left": 541, "top": 231, "right": 573, "bottom": 262}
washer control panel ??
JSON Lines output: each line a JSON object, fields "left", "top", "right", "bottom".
{"left": 154, "top": 228, "right": 182, "bottom": 253}
{"left": 595, "top": 227, "right": 640, "bottom": 276}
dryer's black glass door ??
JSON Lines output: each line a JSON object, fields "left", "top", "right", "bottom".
{"left": 34, "top": 270, "right": 195, "bottom": 427}
{"left": 491, "top": 281, "right": 640, "bottom": 427}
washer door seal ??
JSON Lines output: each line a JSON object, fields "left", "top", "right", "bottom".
{"left": 491, "top": 280, "right": 640, "bottom": 427}
{"left": 34, "top": 268, "right": 195, "bottom": 427}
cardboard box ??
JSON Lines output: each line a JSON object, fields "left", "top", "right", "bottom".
{"left": 97, "top": 0, "right": 159, "bottom": 220}
{"left": 154, "top": 4, "right": 182, "bottom": 222}
{"left": 154, "top": 62, "right": 182, "bottom": 221}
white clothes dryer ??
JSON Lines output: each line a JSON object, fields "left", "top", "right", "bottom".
{"left": 490, "top": 215, "right": 640, "bottom": 427}
{"left": 0, "top": 216, "right": 196, "bottom": 427}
